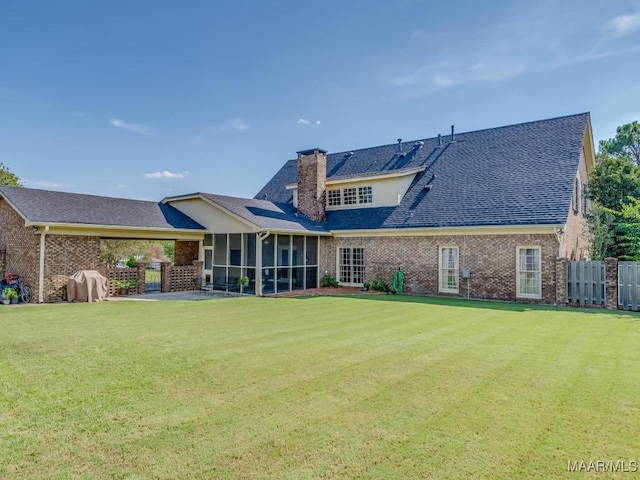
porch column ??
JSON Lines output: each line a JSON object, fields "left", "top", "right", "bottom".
{"left": 136, "top": 262, "right": 146, "bottom": 294}
{"left": 161, "top": 262, "right": 171, "bottom": 293}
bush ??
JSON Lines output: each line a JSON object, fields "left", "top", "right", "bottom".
{"left": 370, "top": 278, "right": 390, "bottom": 292}
{"left": 321, "top": 273, "right": 339, "bottom": 288}
{"left": 126, "top": 257, "right": 138, "bottom": 268}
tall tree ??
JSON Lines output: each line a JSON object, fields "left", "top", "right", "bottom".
{"left": 0, "top": 162, "right": 23, "bottom": 186}
{"left": 599, "top": 121, "right": 640, "bottom": 166}
{"left": 588, "top": 155, "right": 640, "bottom": 210}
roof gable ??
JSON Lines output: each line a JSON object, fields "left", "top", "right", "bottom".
{"left": 0, "top": 186, "right": 205, "bottom": 230}
{"left": 257, "top": 113, "right": 591, "bottom": 229}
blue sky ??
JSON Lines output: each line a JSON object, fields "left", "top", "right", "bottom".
{"left": 2, "top": 0, "right": 640, "bottom": 200}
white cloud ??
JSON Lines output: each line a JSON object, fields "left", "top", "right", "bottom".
{"left": 109, "top": 118, "right": 150, "bottom": 135}
{"left": 297, "top": 118, "right": 321, "bottom": 126}
{"left": 384, "top": 2, "right": 628, "bottom": 93}
{"left": 28, "top": 181, "right": 74, "bottom": 189}
{"left": 144, "top": 171, "right": 185, "bottom": 179}
{"left": 215, "top": 118, "right": 248, "bottom": 132}
{"left": 607, "top": 12, "right": 640, "bottom": 36}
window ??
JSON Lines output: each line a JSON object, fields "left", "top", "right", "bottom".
{"left": 358, "top": 186, "right": 372, "bottom": 204}
{"left": 517, "top": 246, "right": 541, "bottom": 299}
{"left": 581, "top": 182, "right": 589, "bottom": 215}
{"left": 328, "top": 189, "right": 341, "bottom": 206}
{"left": 439, "top": 247, "right": 459, "bottom": 293}
{"left": 573, "top": 177, "right": 580, "bottom": 212}
{"left": 338, "top": 247, "right": 364, "bottom": 284}
{"left": 343, "top": 188, "right": 357, "bottom": 205}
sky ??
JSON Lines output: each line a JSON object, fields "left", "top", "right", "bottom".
{"left": 2, "top": 0, "right": 640, "bottom": 201}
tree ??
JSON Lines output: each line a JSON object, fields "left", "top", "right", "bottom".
{"left": 588, "top": 155, "right": 640, "bottom": 210}
{"left": 0, "top": 162, "right": 23, "bottom": 186}
{"left": 587, "top": 206, "right": 616, "bottom": 260}
{"left": 599, "top": 121, "right": 640, "bottom": 166}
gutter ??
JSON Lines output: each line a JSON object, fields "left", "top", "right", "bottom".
{"left": 38, "top": 225, "right": 49, "bottom": 303}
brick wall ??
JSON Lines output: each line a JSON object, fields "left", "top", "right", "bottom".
{"left": 0, "top": 199, "right": 40, "bottom": 298}
{"left": 321, "top": 233, "right": 561, "bottom": 304}
{"left": 175, "top": 240, "right": 199, "bottom": 266}
{"left": 297, "top": 150, "right": 327, "bottom": 222}
{"left": 43, "top": 234, "right": 101, "bottom": 302}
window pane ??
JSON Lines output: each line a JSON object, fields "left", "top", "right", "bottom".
{"left": 262, "top": 235, "right": 275, "bottom": 267}
{"left": 344, "top": 188, "right": 357, "bottom": 205}
{"left": 292, "top": 267, "right": 304, "bottom": 290}
{"left": 262, "top": 268, "right": 274, "bottom": 294}
{"left": 213, "top": 266, "right": 227, "bottom": 288}
{"left": 204, "top": 249, "right": 212, "bottom": 270}
{"left": 328, "top": 189, "right": 341, "bottom": 206}
{"left": 244, "top": 234, "right": 256, "bottom": 267}
{"left": 306, "top": 236, "right": 318, "bottom": 265}
{"left": 242, "top": 268, "right": 255, "bottom": 295}
{"left": 277, "top": 235, "right": 291, "bottom": 266}
{"left": 229, "top": 234, "right": 242, "bottom": 266}
{"left": 277, "top": 267, "right": 290, "bottom": 292}
{"left": 358, "top": 186, "right": 372, "bottom": 204}
{"left": 293, "top": 236, "right": 304, "bottom": 266}
{"left": 306, "top": 267, "right": 318, "bottom": 289}
{"left": 203, "top": 234, "right": 213, "bottom": 247}
{"left": 228, "top": 267, "right": 241, "bottom": 293}
{"left": 213, "top": 234, "right": 227, "bottom": 265}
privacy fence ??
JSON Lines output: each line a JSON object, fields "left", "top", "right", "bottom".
{"left": 562, "top": 258, "right": 640, "bottom": 311}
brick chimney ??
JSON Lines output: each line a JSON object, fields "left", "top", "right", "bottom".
{"left": 296, "top": 148, "right": 327, "bottom": 222}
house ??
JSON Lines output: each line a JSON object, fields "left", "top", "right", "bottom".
{"left": 0, "top": 113, "right": 593, "bottom": 303}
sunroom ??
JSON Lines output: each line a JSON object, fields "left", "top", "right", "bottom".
{"left": 163, "top": 192, "right": 329, "bottom": 296}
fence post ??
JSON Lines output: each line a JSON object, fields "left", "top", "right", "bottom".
{"left": 136, "top": 262, "right": 146, "bottom": 294}
{"left": 604, "top": 257, "right": 618, "bottom": 310}
{"left": 555, "top": 258, "right": 567, "bottom": 306}
{"left": 160, "top": 262, "right": 171, "bottom": 293}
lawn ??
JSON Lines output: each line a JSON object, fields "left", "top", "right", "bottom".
{"left": 1, "top": 296, "right": 639, "bottom": 479}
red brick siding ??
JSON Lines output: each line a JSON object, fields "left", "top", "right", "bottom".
{"left": 321, "top": 234, "right": 560, "bottom": 304}
{"left": 0, "top": 199, "right": 40, "bottom": 297}
{"left": 43, "top": 235, "right": 101, "bottom": 302}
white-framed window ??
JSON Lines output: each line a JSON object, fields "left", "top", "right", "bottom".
{"left": 439, "top": 246, "right": 459, "bottom": 293}
{"left": 343, "top": 188, "right": 357, "bottom": 205}
{"left": 358, "top": 186, "right": 372, "bottom": 204}
{"left": 516, "top": 246, "right": 542, "bottom": 299}
{"left": 328, "top": 189, "right": 341, "bottom": 206}
{"left": 337, "top": 247, "right": 364, "bottom": 285}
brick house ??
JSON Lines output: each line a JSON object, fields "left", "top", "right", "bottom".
{"left": 0, "top": 113, "right": 593, "bottom": 303}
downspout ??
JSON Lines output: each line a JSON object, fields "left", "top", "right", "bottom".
{"left": 256, "top": 231, "right": 270, "bottom": 296}
{"left": 38, "top": 225, "right": 50, "bottom": 303}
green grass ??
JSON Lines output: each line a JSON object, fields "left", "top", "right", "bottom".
{"left": 1, "top": 296, "right": 639, "bottom": 479}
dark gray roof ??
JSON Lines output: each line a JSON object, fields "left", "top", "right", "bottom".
{"left": 0, "top": 186, "right": 205, "bottom": 230}
{"left": 256, "top": 113, "right": 590, "bottom": 229}
{"left": 199, "top": 193, "right": 328, "bottom": 233}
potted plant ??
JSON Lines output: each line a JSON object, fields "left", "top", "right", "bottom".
{"left": 2, "top": 287, "right": 18, "bottom": 305}
{"left": 112, "top": 279, "right": 138, "bottom": 296}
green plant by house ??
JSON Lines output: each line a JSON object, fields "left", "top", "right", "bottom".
{"left": 112, "top": 279, "right": 138, "bottom": 289}
{"left": 362, "top": 281, "right": 371, "bottom": 291}
{"left": 321, "top": 272, "right": 339, "bottom": 288}
{"left": 2, "top": 287, "right": 18, "bottom": 299}
{"left": 370, "top": 278, "right": 390, "bottom": 292}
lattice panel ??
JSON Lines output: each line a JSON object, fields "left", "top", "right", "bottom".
{"left": 107, "top": 267, "right": 138, "bottom": 296}
{"left": 170, "top": 265, "right": 196, "bottom": 292}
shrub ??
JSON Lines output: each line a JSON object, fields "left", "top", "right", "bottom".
{"left": 126, "top": 257, "right": 138, "bottom": 268}
{"left": 370, "top": 278, "right": 390, "bottom": 292}
{"left": 321, "top": 272, "right": 339, "bottom": 288}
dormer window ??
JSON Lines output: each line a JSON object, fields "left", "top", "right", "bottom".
{"left": 358, "top": 186, "right": 372, "bottom": 204}
{"left": 343, "top": 188, "right": 357, "bottom": 205}
{"left": 328, "top": 189, "right": 341, "bottom": 206}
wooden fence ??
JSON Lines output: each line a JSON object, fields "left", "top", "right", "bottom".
{"left": 566, "top": 260, "right": 605, "bottom": 306}
{"left": 618, "top": 261, "right": 640, "bottom": 311}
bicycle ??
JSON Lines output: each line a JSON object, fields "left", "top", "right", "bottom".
{"left": 2, "top": 274, "right": 32, "bottom": 303}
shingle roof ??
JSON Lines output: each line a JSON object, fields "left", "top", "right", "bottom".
{"left": 198, "top": 193, "right": 328, "bottom": 233}
{"left": 0, "top": 186, "right": 205, "bottom": 230}
{"left": 256, "top": 113, "right": 590, "bottom": 229}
